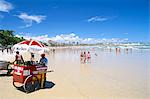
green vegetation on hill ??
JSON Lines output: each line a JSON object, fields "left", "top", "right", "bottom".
{"left": 0, "top": 30, "right": 24, "bottom": 47}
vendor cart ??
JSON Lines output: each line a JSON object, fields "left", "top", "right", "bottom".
{"left": 12, "top": 39, "right": 50, "bottom": 93}
{"left": 13, "top": 62, "right": 47, "bottom": 93}
{"left": 0, "top": 61, "right": 13, "bottom": 75}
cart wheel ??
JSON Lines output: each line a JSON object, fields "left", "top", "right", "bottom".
{"left": 23, "top": 75, "right": 40, "bottom": 93}
{"left": 7, "top": 64, "right": 12, "bottom": 75}
{"left": 13, "top": 81, "right": 19, "bottom": 88}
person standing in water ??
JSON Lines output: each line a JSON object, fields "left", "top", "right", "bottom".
{"left": 80, "top": 52, "right": 84, "bottom": 62}
{"left": 86, "top": 51, "right": 91, "bottom": 63}
{"left": 83, "top": 51, "right": 86, "bottom": 63}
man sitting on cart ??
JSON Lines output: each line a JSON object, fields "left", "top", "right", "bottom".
{"left": 14, "top": 51, "right": 24, "bottom": 64}
{"left": 30, "top": 53, "right": 36, "bottom": 65}
{"left": 39, "top": 54, "right": 48, "bottom": 66}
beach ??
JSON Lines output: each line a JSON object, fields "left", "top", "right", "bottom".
{"left": 0, "top": 47, "right": 149, "bottom": 99}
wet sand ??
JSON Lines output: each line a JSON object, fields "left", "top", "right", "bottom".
{"left": 0, "top": 47, "right": 149, "bottom": 99}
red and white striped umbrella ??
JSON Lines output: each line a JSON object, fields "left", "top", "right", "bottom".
{"left": 12, "top": 39, "right": 49, "bottom": 54}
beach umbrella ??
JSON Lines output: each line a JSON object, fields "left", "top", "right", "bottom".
{"left": 12, "top": 39, "right": 49, "bottom": 54}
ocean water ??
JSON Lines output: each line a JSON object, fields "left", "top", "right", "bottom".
{"left": 47, "top": 47, "right": 149, "bottom": 99}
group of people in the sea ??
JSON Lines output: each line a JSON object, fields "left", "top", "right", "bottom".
{"left": 114, "top": 47, "right": 132, "bottom": 54}
{"left": 80, "top": 51, "right": 91, "bottom": 63}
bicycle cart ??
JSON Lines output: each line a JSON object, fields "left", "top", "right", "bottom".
{"left": 0, "top": 61, "right": 13, "bottom": 75}
{"left": 13, "top": 63, "right": 47, "bottom": 93}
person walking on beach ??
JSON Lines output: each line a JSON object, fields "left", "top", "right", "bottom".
{"left": 2, "top": 48, "right": 4, "bottom": 54}
{"left": 6, "top": 48, "right": 9, "bottom": 53}
{"left": 53, "top": 49, "right": 55, "bottom": 53}
{"left": 14, "top": 51, "right": 24, "bottom": 64}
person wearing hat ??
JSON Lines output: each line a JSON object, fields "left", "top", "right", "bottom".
{"left": 39, "top": 54, "right": 48, "bottom": 66}
{"left": 39, "top": 53, "right": 48, "bottom": 88}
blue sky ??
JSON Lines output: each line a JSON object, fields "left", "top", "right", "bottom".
{"left": 0, "top": 0, "right": 149, "bottom": 42}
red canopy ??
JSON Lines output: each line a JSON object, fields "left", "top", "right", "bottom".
{"left": 19, "top": 40, "right": 45, "bottom": 48}
{"left": 13, "top": 39, "right": 49, "bottom": 54}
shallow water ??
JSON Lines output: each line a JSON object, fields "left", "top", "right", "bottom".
{"left": 47, "top": 48, "right": 149, "bottom": 99}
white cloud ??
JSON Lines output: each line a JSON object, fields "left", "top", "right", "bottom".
{"left": 15, "top": 33, "right": 128, "bottom": 44}
{"left": 50, "top": 34, "right": 128, "bottom": 44}
{"left": 88, "top": 16, "right": 108, "bottom": 22}
{"left": 17, "top": 13, "right": 46, "bottom": 28}
{"left": 15, "top": 34, "right": 50, "bottom": 42}
{"left": 50, "top": 33, "right": 82, "bottom": 43}
{"left": 0, "top": 0, "right": 13, "bottom": 12}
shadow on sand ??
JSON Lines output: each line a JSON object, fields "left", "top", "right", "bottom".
{"left": 0, "top": 74, "right": 12, "bottom": 77}
{"left": 45, "top": 81, "right": 55, "bottom": 89}
{"left": 15, "top": 81, "right": 55, "bottom": 93}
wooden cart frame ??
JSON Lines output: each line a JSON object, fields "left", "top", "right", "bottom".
{"left": 13, "top": 64, "right": 47, "bottom": 93}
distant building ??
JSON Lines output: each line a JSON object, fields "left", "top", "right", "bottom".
{"left": 48, "top": 40, "right": 62, "bottom": 46}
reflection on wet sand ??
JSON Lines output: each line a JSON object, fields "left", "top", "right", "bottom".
{"left": 80, "top": 64, "right": 91, "bottom": 76}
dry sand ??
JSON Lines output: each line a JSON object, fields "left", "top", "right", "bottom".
{"left": 0, "top": 48, "right": 149, "bottom": 99}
